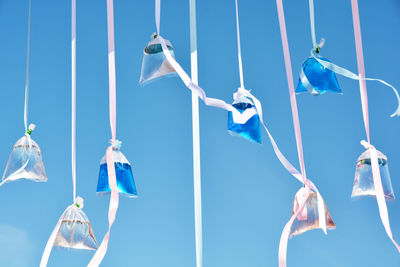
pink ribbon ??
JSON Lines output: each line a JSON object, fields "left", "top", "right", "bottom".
{"left": 275, "top": 1, "right": 329, "bottom": 266}
{"left": 87, "top": 0, "right": 119, "bottom": 265}
{"left": 351, "top": 0, "right": 400, "bottom": 252}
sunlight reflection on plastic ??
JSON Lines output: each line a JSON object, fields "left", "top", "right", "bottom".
{"left": 352, "top": 149, "right": 395, "bottom": 201}
{"left": 139, "top": 33, "right": 177, "bottom": 85}
{"left": 227, "top": 92, "right": 261, "bottom": 144}
{"left": 96, "top": 149, "right": 138, "bottom": 197}
{"left": 296, "top": 55, "right": 341, "bottom": 95}
{"left": 54, "top": 200, "right": 98, "bottom": 250}
{"left": 290, "top": 187, "right": 335, "bottom": 237}
{"left": 1, "top": 125, "right": 47, "bottom": 185}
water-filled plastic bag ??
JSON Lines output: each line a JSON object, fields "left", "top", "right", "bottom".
{"left": 139, "top": 33, "right": 177, "bottom": 85}
{"left": 54, "top": 201, "right": 98, "bottom": 250}
{"left": 96, "top": 149, "right": 137, "bottom": 197}
{"left": 1, "top": 127, "right": 47, "bottom": 185}
{"left": 296, "top": 55, "right": 341, "bottom": 95}
{"left": 227, "top": 91, "right": 261, "bottom": 143}
{"left": 290, "top": 187, "right": 335, "bottom": 237}
{"left": 352, "top": 149, "right": 395, "bottom": 201}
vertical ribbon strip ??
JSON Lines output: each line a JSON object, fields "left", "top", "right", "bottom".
{"left": 352, "top": 0, "right": 400, "bottom": 252}
{"left": 71, "top": 0, "right": 77, "bottom": 203}
{"left": 189, "top": 0, "right": 203, "bottom": 266}
{"left": 40, "top": 2, "right": 78, "bottom": 264}
{"left": 24, "top": 0, "right": 31, "bottom": 133}
{"left": 276, "top": 1, "right": 327, "bottom": 266}
{"left": 87, "top": 0, "right": 119, "bottom": 265}
{"left": 235, "top": 0, "right": 245, "bottom": 90}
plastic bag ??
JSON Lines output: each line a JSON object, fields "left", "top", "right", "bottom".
{"left": 139, "top": 33, "right": 177, "bottom": 85}
{"left": 96, "top": 149, "right": 137, "bottom": 197}
{"left": 296, "top": 55, "right": 341, "bottom": 95}
{"left": 1, "top": 124, "right": 47, "bottom": 185}
{"left": 227, "top": 90, "right": 261, "bottom": 144}
{"left": 54, "top": 197, "right": 98, "bottom": 250}
{"left": 290, "top": 187, "right": 335, "bottom": 237}
{"left": 352, "top": 149, "right": 395, "bottom": 201}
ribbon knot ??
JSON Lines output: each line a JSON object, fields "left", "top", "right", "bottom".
{"left": 314, "top": 38, "right": 325, "bottom": 54}
{"left": 74, "top": 196, "right": 84, "bottom": 209}
{"left": 26, "top": 123, "right": 36, "bottom": 135}
{"left": 110, "top": 139, "right": 122, "bottom": 151}
{"left": 360, "top": 140, "right": 373, "bottom": 150}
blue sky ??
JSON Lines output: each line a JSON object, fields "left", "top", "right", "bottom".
{"left": 1, "top": 0, "right": 400, "bottom": 266}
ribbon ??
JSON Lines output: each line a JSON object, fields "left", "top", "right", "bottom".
{"left": 188, "top": 0, "right": 203, "bottom": 266}
{"left": 352, "top": 0, "right": 400, "bottom": 253}
{"left": 87, "top": 0, "right": 120, "bottom": 265}
{"left": 276, "top": 0, "right": 327, "bottom": 266}
{"left": 24, "top": 0, "right": 31, "bottom": 133}
{"left": 235, "top": 0, "right": 245, "bottom": 91}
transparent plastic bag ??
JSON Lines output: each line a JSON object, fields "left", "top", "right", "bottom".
{"left": 290, "top": 187, "right": 335, "bottom": 237}
{"left": 296, "top": 55, "right": 341, "bottom": 95}
{"left": 352, "top": 149, "right": 395, "bottom": 201}
{"left": 1, "top": 125, "right": 47, "bottom": 185}
{"left": 54, "top": 198, "right": 98, "bottom": 250}
{"left": 139, "top": 33, "right": 177, "bottom": 85}
{"left": 96, "top": 149, "right": 138, "bottom": 197}
{"left": 227, "top": 91, "right": 261, "bottom": 144}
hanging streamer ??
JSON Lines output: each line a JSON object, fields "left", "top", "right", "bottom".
{"left": 351, "top": 0, "right": 400, "bottom": 252}
{"left": 88, "top": 0, "right": 121, "bottom": 265}
{"left": 275, "top": 0, "right": 331, "bottom": 266}
{"left": 189, "top": 0, "right": 203, "bottom": 266}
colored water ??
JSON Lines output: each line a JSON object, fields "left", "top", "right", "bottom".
{"left": 296, "top": 56, "right": 341, "bottom": 95}
{"left": 97, "top": 162, "right": 138, "bottom": 197}
{"left": 227, "top": 102, "right": 261, "bottom": 144}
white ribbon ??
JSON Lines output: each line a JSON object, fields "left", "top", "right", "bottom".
{"left": 24, "top": 0, "right": 31, "bottom": 133}
{"left": 189, "top": 0, "right": 203, "bottom": 266}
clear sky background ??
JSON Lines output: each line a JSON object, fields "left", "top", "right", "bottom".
{"left": 1, "top": 0, "right": 400, "bottom": 266}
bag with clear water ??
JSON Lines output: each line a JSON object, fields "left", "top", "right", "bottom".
{"left": 139, "top": 33, "right": 177, "bottom": 85}
{"left": 352, "top": 149, "right": 395, "bottom": 201}
{"left": 1, "top": 124, "right": 47, "bottom": 185}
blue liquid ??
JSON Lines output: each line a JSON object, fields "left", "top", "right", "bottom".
{"left": 227, "top": 103, "right": 261, "bottom": 144}
{"left": 296, "top": 56, "right": 341, "bottom": 95}
{"left": 97, "top": 162, "right": 138, "bottom": 197}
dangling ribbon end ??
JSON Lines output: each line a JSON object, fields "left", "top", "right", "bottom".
{"left": 389, "top": 107, "right": 400, "bottom": 118}
{"left": 360, "top": 140, "right": 370, "bottom": 149}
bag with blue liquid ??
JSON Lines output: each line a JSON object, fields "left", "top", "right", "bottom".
{"left": 227, "top": 89, "right": 261, "bottom": 144}
{"left": 139, "top": 33, "right": 177, "bottom": 85}
{"left": 290, "top": 187, "right": 335, "bottom": 237}
{"left": 54, "top": 197, "right": 98, "bottom": 250}
{"left": 96, "top": 141, "right": 137, "bottom": 197}
{"left": 352, "top": 148, "right": 395, "bottom": 201}
{"left": 1, "top": 124, "right": 47, "bottom": 185}
{"left": 296, "top": 40, "right": 341, "bottom": 96}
